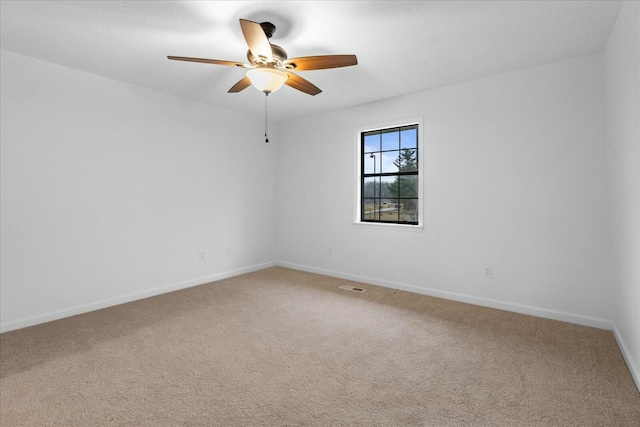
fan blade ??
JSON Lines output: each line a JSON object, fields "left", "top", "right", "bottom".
{"left": 167, "top": 56, "right": 249, "bottom": 68}
{"left": 239, "top": 19, "right": 273, "bottom": 62}
{"left": 228, "top": 76, "right": 252, "bottom": 93}
{"left": 284, "top": 55, "right": 357, "bottom": 71}
{"left": 285, "top": 72, "right": 322, "bottom": 96}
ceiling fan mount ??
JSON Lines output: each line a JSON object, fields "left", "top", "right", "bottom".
{"left": 168, "top": 18, "right": 357, "bottom": 96}
{"left": 258, "top": 22, "right": 276, "bottom": 39}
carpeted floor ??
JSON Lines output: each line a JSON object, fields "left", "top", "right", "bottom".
{"left": 1, "top": 267, "right": 639, "bottom": 426}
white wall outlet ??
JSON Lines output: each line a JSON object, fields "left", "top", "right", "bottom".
{"left": 199, "top": 251, "right": 205, "bottom": 261}
{"left": 327, "top": 247, "right": 332, "bottom": 256}
{"left": 226, "top": 247, "right": 232, "bottom": 257}
{"left": 484, "top": 266, "right": 493, "bottom": 278}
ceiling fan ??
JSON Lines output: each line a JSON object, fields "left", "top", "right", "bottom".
{"left": 168, "top": 19, "right": 358, "bottom": 96}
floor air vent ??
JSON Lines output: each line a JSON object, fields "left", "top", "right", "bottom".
{"left": 339, "top": 285, "right": 366, "bottom": 293}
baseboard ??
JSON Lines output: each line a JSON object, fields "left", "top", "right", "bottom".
{"left": 276, "top": 261, "right": 613, "bottom": 331}
{"left": 612, "top": 323, "right": 640, "bottom": 393}
{"left": 2, "top": 259, "right": 615, "bottom": 335}
{"left": 0, "top": 261, "right": 277, "bottom": 333}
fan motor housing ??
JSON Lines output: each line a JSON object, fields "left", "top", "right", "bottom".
{"left": 247, "top": 44, "right": 288, "bottom": 67}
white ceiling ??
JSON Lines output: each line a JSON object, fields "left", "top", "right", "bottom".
{"left": 0, "top": 1, "right": 623, "bottom": 122}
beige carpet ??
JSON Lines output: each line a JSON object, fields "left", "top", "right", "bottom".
{"left": 1, "top": 267, "right": 639, "bottom": 426}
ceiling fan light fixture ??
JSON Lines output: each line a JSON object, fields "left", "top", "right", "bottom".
{"left": 169, "top": 19, "right": 357, "bottom": 97}
{"left": 246, "top": 68, "right": 288, "bottom": 94}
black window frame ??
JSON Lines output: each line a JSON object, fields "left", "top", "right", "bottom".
{"left": 360, "top": 124, "right": 419, "bottom": 225}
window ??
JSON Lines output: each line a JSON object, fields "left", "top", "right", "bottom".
{"left": 357, "top": 121, "right": 421, "bottom": 227}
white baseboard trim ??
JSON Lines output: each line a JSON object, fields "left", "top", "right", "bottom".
{"left": 0, "top": 261, "right": 277, "bottom": 333}
{"left": 612, "top": 323, "right": 640, "bottom": 393}
{"left": 276, "top": 261, "right": 613, "bottom": 331}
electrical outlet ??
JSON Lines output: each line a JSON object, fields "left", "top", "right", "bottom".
{"left": 327, "top": 247, "right": 332, "bottom": 256}
{"left": 226, "top": 247, "right": 232, "bottom": 257}
{"left": 199, "top": 251, "right": 205, "bottom": 261}
{"left": 484, "top": 266, "right": 493, "bottom": 278}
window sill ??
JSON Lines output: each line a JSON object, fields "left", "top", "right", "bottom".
{"left": 353, "top": 222, "right": 424, "bottom": 233}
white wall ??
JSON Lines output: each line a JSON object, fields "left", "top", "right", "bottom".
{"left": 604, "top": 1, "right": 640, "bottom": 389}
{"left": 276, "top": 54, "right": 612, "bottom": 329}
{"left": 0, "top": 50, "right": 277, "bottom": 332}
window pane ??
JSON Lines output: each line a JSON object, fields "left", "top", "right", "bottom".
{"left": 381, "top": 150, "right": 400, "bottom": 173}
{"left": 399, "top": 175, "right": 419, "bottom": 198}
{"left": 363, "top": 152, "right": 379, "bottom": 174}
{"left": 385, "top": 176, "right": 398, "bottom": 200}
{"left": 399, "top": 200, "right": 418, "bottom": 223}
{"left": 363, "top": 177, "right": 379, "bottom": 198}
{"left": 381, "top": 129, "right": 399, "bottom": 151}
{"left": 362, "top": 198, "right": 380, "bottom": 221}
{"left": 396, "top": 149, "right": 418, "bottom": 172}
{"left": 381, "top": 199, "right": 400, "bottom": 222}
{"left": 364, "top": 134, "right": 380, "bottom": 153}
{"left": 400, "top": 127, "right": 417, "bottom": 149}
{"left": 380, "top": 175, "right": 395, "bottom": 199}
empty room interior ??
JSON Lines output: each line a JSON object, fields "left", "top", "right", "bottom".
{"left": 1, "top": 1, "right": 639, "bottom": 425}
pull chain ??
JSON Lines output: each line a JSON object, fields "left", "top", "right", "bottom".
{"left": 264, "top": 92, "right": 269, "bottom": 143}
